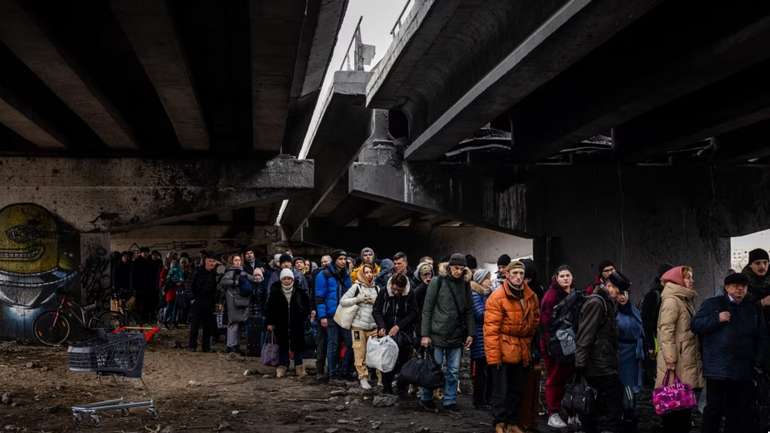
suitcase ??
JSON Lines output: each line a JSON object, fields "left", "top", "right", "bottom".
{"left": 518, "top": 364, "right": 543, "bottom": 430}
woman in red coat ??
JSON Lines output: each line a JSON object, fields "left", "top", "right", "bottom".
{"left": 540, "top": 265, "right": 576, "bottom": 429}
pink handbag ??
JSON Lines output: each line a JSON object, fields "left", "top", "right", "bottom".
{"left": 652, "top": 370, "right": 697, "bottom": 415}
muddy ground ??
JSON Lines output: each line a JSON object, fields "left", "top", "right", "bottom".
{"left": 0, "top": 329, "right": 682, "bottom": 433}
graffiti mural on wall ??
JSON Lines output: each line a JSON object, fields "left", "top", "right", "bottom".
{"left": 0, "top": 203, "right": 79, "bottom": 340}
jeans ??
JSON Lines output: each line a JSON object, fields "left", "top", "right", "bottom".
{"left": 420, "top": 346, "right": 462, "bottom": 406}
{"left": 163, "top": 301, "right": 176, "bottom": 324}
{"left": 326, "top": 320, "right": 353, "bottom": 377}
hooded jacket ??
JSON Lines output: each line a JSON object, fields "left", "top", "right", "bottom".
{"left": 483, "top": 280, "right": 539, "bottom": 366}
{"left": 372, "top": 275, "right": 418, "bottom": 335}
{"left": 655, "top": 266, "right": 704, "bottom": 388}
{"left": 314, "top": 264, "right": 352, "bottom": 320}
{"left": 421, "top": 265, "right": 475, "bottom": 348}
{"left": 470, "top": 280, "right": 492, "bottom": 359}
{"left": 339, "top": 275, "right": 379, "bottom": 331}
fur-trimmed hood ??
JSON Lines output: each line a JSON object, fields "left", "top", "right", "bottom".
{"left": 437, "top": 262, "right": 473, "bottom": 282}
{"left": 470, "top": 280, "right": 491, "bottom": 296}
{"left": 385, "top": 274, "right": 411, "bottom": 296}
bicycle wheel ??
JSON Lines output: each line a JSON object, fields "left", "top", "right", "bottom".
{"left": 95, "top": 311, "right": 126, "bottom": 331}
{"left": 33, "top": 311, "right": 71, "bottom": 346}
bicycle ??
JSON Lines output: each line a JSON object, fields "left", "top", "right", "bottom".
{"left": 33, "top": 294, "right": 136, "bottom": 346}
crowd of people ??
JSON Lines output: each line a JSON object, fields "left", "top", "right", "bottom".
{"left": 108, "top": 245, "right": 770, "bottom": 433}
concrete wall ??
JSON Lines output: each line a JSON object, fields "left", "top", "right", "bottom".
{"left": 530, "top": 164, "right": 770, "bottom": 304}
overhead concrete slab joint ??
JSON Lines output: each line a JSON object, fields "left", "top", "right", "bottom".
{"left": 404, "top": 0, "right": 592, "bottom": 160}
{"left": 0, "top": 0, "right": 138, "bottom": 149}
{"left": 0, "top": 156, "right": 313, "bottom": 190}
{"left": 348, "top": 161, "right": 528, "bottom": 235}
{"left": 366, "top": 0, "right": 436, "bottom": 106}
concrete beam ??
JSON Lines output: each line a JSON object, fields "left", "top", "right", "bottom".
{"left": 0, "top": 91, "right": 65, "bottom": 149}
{"left": 395, "top": 0, "right": 661, "bottom": 160}
{"left": 111, "top": 0, "right": 209, "bottom": 151}
{"left": 0, "top": 156, "right": 313, "bottom": 231}
{"left": 249, "top": 0, "right": 306, "bottom": 153}
{"left": 281, "top": 71, "right": 372, "bottom": 237}
{"left": 517, "top": 6, "right": 770, "bottom": 162}
{"left": 616, "top": 60, "right": 770, "bottom": 161}
{"left": 0, "top": 0, "right": 138, "bottom": 150}
{"left": 282, "top": 0, "right": 348, "bottom": 156}
{"left": 348, "top": 161, "right": 530, "bottom": 236}
{"left": 714, "top": 119, "right": 770, "bottom": 163}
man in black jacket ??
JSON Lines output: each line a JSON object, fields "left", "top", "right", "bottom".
{"left": 575, "top": 271, "right": 628, "bottom": 433}
{"left": 188, "top": 254, "right": 219, "bottom": 352}
{"left": 692, "top": 272, "right": 769, "bottom": 433}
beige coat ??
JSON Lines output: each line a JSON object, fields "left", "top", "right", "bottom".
{"left": 655, "top": 282, "right": 704, "bottom": 388}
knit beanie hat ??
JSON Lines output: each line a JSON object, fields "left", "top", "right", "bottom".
{"left": 331, "top": 250, "right": 347, "bottom": 262}
{"left": 497, "top": 254, "right": 512, "bottom": 267}
{"left": 597, "top": 260, "right": 615, "bottom": 275}
{"left": 506, "top": 260, "right": 525, "bottom": 272}
{"left": 749, "top": 248, "right": 770, "bottom": 264}
{"left": 473, "top": 269, "right": 491, "bottom": 284}
{"left": 448, "top": 253, "right": 467, "bottom": 267}
{"left": 361, "top": 247, "right": 375, "bottom": 257}
{"left": 465, "top": 255, "right": 478, "bottom": 269}
{"left": 279, "top": 268, "right": 294, "bottom": 281}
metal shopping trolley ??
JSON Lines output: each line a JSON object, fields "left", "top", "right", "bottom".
{"left": 68, "top": 331, "right": 157, "bottom": 425}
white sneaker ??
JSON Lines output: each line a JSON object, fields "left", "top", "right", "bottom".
{"left": 360, "top": 379, "right": 371, "bottom": 390}
{"left": 547, "top": 413, "right": 568, "bottom": 429}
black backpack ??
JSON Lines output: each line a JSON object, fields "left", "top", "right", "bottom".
{"left": 548, "top": 290, "right": 606, "bottom": 363}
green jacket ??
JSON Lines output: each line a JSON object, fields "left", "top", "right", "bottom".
{"left": 421, "top": 268, "right": 475, "bottom": 348}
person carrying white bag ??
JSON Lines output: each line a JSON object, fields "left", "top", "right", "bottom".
{"left": 371, "top": 273, "right": 419, "bottom": 395}
{"left": 335, "top": 263, "right": 380, "bottom": 389}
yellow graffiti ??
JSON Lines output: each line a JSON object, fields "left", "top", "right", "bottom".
{"left": 0, "top": 204, "right": 65, "bottom": 274}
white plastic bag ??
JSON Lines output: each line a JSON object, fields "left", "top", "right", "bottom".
{"left": 365, "top": 336, "right": 399, "bottom": 373}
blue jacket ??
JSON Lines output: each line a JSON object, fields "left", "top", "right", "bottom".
{"left": 691, "top": 294, "right": 769, "bottom": 382}
{"left": 616, "top": 302, "right": 645, "bottom": 392}
{"left": 314, "top": 265, "right": 352, "bottom": 319}
{"left": 470, "top": 282, "right": 491, "bottom": 360}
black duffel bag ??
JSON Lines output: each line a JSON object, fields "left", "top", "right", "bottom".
{"left": 562, "top": 375, "right": 598, "bottom": 416}
{"left": 399, "top": 348, "right": 444, "bottom": 390}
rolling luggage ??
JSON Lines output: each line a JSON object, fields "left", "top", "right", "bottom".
{"left": 518, "top": 364, "right": 543, "bottom": 430}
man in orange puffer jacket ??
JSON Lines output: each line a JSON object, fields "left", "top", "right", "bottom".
{"left": 484, "top": 260, "right": 540, "bottom": 433}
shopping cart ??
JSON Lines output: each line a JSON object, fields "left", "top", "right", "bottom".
{"left": 67, "top": 331, "right": 157, "bottom": 425}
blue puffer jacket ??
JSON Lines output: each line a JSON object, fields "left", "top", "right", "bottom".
{"left": 314, "top": 265, "right": 352, "bottom": 320}
{"left": 691, "top": 294, "right": 769, "bottom": 382}
{"left": 470, "top": 281, "right": 491, "bottom": 360}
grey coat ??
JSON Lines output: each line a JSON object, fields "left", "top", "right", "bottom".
{"left": 219, "top": 267, "right": 250, "bottom": 324}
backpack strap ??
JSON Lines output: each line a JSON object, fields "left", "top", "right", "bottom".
{"left": 439, "top": 276, "right": 466, "bottom": 321}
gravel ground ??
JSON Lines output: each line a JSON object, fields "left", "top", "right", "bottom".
{"left": 0, "top": 329, "right": 697, "bottom": 433}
